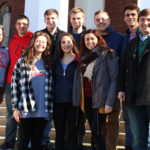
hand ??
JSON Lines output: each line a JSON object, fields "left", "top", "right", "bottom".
{"left": 118, "top": 92, "right": 125, "bottom": 102}
{"left": 13, "top": 109, "right": 22, "bottom": 123}
{"left": 105, "top": 105, "right": 113, "bottom": 114}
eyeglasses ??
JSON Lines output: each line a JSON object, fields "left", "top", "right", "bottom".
{"left": 16, "top": 23, "right": 29, "bottom": 26}
{"left": 125, "top": 13, "right": 136, "bottom": 17}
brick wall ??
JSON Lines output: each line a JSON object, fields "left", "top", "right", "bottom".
{"left": 0, "top": 0, "right": 25, "bottom": 40}
{"left": 105, "top": 0, "right": 137, "bottom": 34}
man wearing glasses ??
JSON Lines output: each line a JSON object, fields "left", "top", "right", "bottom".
{"left": 0, "top": 15, "right": 33, "bottom": 150}
{"left": 94, "top": 9, "right": 123, "bottom": 150}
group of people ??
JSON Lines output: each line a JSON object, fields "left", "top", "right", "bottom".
{"left": 0, "top": 3, "right": 150, "bottom": 150}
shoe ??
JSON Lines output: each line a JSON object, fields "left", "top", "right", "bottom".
{"left": 0, "top": 142, "right": 14, "bottom": 149}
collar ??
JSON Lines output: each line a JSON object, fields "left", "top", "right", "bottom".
{"left": 126, "top": 28, "right": 140, "bottom": 36}
{"left": 46, "top": 27, "right": 58, "bottom": 39}
{"left": 139, "top": 33, "right": 150, "bottom": 41}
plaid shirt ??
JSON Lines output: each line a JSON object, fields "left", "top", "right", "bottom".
{"left": 11, "top": 57, "right": 53, "bottom": 113}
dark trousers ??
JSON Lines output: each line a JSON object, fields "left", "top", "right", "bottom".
{"left": 84, "top": 98, "right": 106, "bottom": 150}
{"left": 77, "top": 108, "right": 86, "bottom": 146}
{"left": 18, "top": 118, "right": 46, "bottom": 150}
{"left": 53, "top": 102, "right": 77, "bottom": 150}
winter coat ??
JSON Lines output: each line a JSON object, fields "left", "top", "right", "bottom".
{"left": 118, "top": 36, "right": 150, "bottom": 105}
{"left": 103, "top": 27, "right": 123, "bottom": 58}
{"left": 121, "top": 28, "right": 140, "bottom": 60}
{"left": 73, "top": 50, "right": 119, "bottom": 108}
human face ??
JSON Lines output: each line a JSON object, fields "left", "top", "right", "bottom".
{"left": 139, "top": 15, "right": 150, "bottom": 36}
{"left": 34, "top": 36, "right": 47, "bottom": 57}
{"left": 70, "top": 13, "right": 84, "bottom": 30}
{"left": 84, "top": 33, "right": 98, "bottom": 50}
{"left": 124, "top": 9, "right": 138, "bottom": 28}
{"left": 0, "top": 28, "right": 4, "bottom": 44}
{"left": 15, "top": 19, "right": 29, "bottom": 37}
{"left": 94, "top": 13, "right": 110, "bottom": 32}
{"left": 61, "top": 36, "right": 73, "bottom": 54}
{"left": 44, "top": 14, "right": 58, "bottom": 31}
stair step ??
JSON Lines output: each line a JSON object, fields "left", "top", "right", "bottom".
{"left": 0, "top": 101, "right": 126, "bottom": 149}
{"left": 0, "top": 107, "right": 7, "bottom": 116}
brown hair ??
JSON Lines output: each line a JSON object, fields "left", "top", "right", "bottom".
{"left": 138, "top": 9, "right": 150, "bottom": 21}
{"left": 69, "top": 7, "right": 85, "bottom": 17}
{"left": 57, "top": 32, "right": 79, "bottom": 59}
{"left": 79, "top": 29, "right": 110, "bottom": 66}
{"left": 94, "top": 10, "right": 110, "bottom": 18}
{"left": 123, "top": 3, "right": 140, "bottom": 14}
{"left": 26, "top": 31, "right": 52, "bottom": 70}
{"left": 16, "top": 15, "right": 29, "bottom": 24}
{"left": 44, "top": 9, "right": 58, "bottom": 17}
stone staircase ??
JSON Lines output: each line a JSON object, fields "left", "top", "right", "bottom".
{"left": 0, "top": 101, "right": 126, "bottom": 150}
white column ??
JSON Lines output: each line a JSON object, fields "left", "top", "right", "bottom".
{"left": 75, "top": 0, "right": 105, "bottom": 29}
{"left": 138, "top": 0, "right": 150, "bottom": 10}
{"left": 24, "top": 0, "right": 69, "bottom": 33}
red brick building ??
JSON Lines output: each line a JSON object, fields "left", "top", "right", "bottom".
{"left": 0, "top": 0, "right": 141, "bottom": 47}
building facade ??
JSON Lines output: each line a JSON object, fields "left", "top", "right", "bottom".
{"left": 0, "top": 0, "right": 149, "bottom": 47}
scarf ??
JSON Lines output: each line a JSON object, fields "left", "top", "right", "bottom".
{"left": 80, "top": 46, "right": 103, "bottom": 80}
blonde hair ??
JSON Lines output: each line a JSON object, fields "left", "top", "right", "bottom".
{"left": 69, "top": 7, "right": 85, "bottom": 18}
{"left": 44, "top": 9, "right": 58, "bottom": 17}
{"left": 94, "top": 10, "right": 110, "bottom": 18}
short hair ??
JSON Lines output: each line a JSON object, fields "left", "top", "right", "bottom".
{"left": 138, "top": 9, "right": 150, "bottom": 21}
{"left": 0, "top": 25, "right": 4, "bottom": 31}
{"left": 16, "top": 15, "right": 29, "bottom": 24}
{"left": 44, "top": 9, "right": 58, "bottom": 17}
{"left": 94, "top": 10, "right": 110, "bottom": 18}
{"left": 124, "top": 3, "right": 140, "bottom": 14}
{"left": 69, "top": 7, "right": 85, "bottom": 17}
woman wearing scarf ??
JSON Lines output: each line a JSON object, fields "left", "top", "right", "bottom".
{"left": 73, "top": 29, "right": 119, "bottom": 150}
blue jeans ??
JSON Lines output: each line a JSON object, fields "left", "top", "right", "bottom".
{"left": 127, "top": 105, "right": 150, "bottom": 150}
{"left": 41, "top": 114, "right": 53, "bottom": 145}
{"left": 4, "top": 82, "right": 18, "bottom": 144}
{"left": 122, "top": 102, "right": 133, "bottom": 147}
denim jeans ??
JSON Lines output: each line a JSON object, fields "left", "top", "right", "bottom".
{"left": 123, "top": 102, "right": 133, "bottom": 147}
{"left": 127, "top": 105, "right": 150, "bottom": 150}
{"left": 4, "top": 82, "right": 18, "bottom": 144}
{"left": 41, "top": 114, "right": 53, "bottom": 145}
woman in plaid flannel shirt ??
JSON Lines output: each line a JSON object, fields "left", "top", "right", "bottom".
{"left": 11, "top": 31, "right": 53, "bottom": 150}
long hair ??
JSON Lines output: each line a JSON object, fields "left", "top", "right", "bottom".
{"left": 25, "top": 31, "right": 52, "bottom": 70}
{"left": 57, "top": 32, "right": 79, "bottom": 59}
{"left": 79, "top": 29, "right": 109, "bottom": 65}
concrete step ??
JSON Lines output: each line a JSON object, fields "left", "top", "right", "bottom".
{"left": 0, "top": 101, "right": 126, "bottom": 149}
{"left": 0, "top": 116, "right": 6, "bottom": 126}
{"left": 0, "top": 107, "right": 7, "bottom": 116}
